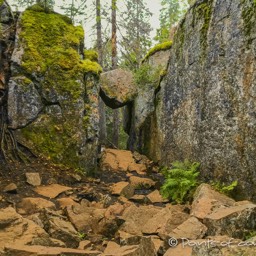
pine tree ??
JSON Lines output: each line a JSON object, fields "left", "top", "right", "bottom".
{"left": 119, "top": 0, "right": 152, "bottom": 71}
{"left": 155, "top": 0, "right": 189, "bottom": 43}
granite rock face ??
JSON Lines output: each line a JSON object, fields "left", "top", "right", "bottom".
{"left": 4, "top": 5, "right": 101, "bottom": 171}
{"left": 132, "top": 0, "right": 256, "bottom": 200}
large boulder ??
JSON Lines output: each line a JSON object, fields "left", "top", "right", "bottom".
{"left": 100, "top": 68, "right": 137, "bottom": 109}
{"left": 7, "top": 5, "right": 102, "bottom": 171}
{"left": 129, "top": 0, "right": 256, "bottom": 201}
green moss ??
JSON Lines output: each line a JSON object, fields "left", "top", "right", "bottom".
{"left": 194, "top": 2, "right": 213, "bottom": 58}
{"left": 143, "top": 41, "right": 172, "bottom": 62}
{"left": 173, "top": 21, "right": 186, "bottom": 60}
{"left": 0, "top": 0, "right": 4, "bottom": 6}
{"left": 20, "top": 8, "right": 101, "bottom": 100}
{"left": 84, "top": 49, "right": 99, "bottom": 62}
{"left": 241, "top": 0, "right": 256, "bottom": 46}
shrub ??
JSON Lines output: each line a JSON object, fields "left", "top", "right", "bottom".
{"left": 160, "top": 160, "right": 200, "bottom": 204}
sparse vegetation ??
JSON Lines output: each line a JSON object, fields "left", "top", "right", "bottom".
{"left": 160, "top": 160, "right": 200, "bottom": 204}
{"left": 211, "top": 180, "right": 238, "bottom": 197}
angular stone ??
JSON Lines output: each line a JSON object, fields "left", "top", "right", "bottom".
{"left": 78, "top": 240, "right": 92, "bottom": 250}
{"left": 147, "top": 190, "right": 168, "bottom": 204}
{"left": 129, "top": 195, "right": 146, "bottom": 203}
{"left": 0, "top": 207, "right": 52, "bottom": 251}
{"left": 34, "top": 184, "right": 72, "bottom": 198}
{"left": 3, "top": 183, "right": 17, "bottom": 193}
{"left": 25, "top": 173, "right": 42, "bottom": 186}
{"left": 111, "top": 182, "right": 134, "bottom": 199}
{"left": 191, "top": 184, "right": 235, "bottom": 219}
{"left": 164, "top": 244, "right": 192, "bottom": 256}
{"left": 4, "top": 245, "right": 101, "bottom": 256}
{"left": 120, "top": 205, "right": 161, "bottom": 235}
{"left": 203, "top": 203, "right": 256, "bottom": 239}
{"left": 57, "top": 197, "right": 79, "bottom": 209}
{"left": 100, "top": 68, "right": 137, "bottom": 108}
{"left": 100, "top": 149, "right": 134, "bottom": 172}
{"left": 17, "top": 197, "right": 56, "bottom": 215}
{"left": 169, "top": 217, "right": 207, "bottom": 240}
{"left": 142, "top": 205, "right": 189, "bottom": 237}
{"left": 66, "top": 204, "right": 106, "bottom": 233}
{"left": 103, "top": 237, "right": 156, "bottom": 256}
{"left": 129, "top": 176, "right": 155, "bottom": 188}
{"left": 47, "top": 217, "right": 79, "bottom": 248}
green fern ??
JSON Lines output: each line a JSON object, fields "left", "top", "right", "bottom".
{"left": 211, "top": 180, "right": 238, "bottom": 196}
{"left": 160, "top": 160, "right": 200, "bottom": 204}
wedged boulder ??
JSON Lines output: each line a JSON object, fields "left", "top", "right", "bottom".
{"left": 4, "top": 245, "right": 101, "bottom": 256}
{"left": 203, "top": 203, "right": 256, "bottom": 239}
{"left": 0, "top": 207, "right": 53, "bottom": 252}
{"left": 100, "top": 68, "right": 137, "bottom": 109}
{"left": 103, "top": 237, "right": 156, "bottom": 256}
{"left": 191, "top": 184, "right": 235, "bottom": 219}
{"left": 17, "top": 197, "right": 56, "bottom": 215}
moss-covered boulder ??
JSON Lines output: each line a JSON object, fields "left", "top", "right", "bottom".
{"left": 7, "top": 5, "right": 102, "bottom": 172}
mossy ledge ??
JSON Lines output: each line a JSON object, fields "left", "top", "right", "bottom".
{"left": 142, "top": 41, "right": 172, "bottom": 62}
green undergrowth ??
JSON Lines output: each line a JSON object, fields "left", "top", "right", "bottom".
{"left": 0, "top": 0, "right": 4, "bottom": 6}
{"left": 160, "top": 160, "right": 200, "bottom": 204}
{"left": 211, "top": 180, "right": 238, "bottom": 197}
{"left": 134, "top": 63, "right": 165, "bottom": 89}
{"left": 143, "top": 41, "right": 172, "bottom": 62}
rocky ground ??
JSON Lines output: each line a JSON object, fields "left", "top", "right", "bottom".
{"left": 0, "top": 149, "right": 256, "bottom": 256}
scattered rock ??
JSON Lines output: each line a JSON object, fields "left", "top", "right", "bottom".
{"left": 111, "top": 182, "right": 134, "bottom": 199}
{"left": 120, "top": 205, "right": 161, "bottom": 235}
{"left": 129, "top": 176, "right": 155, "bottom": 188}
{"left": 34, "top": 184, "right": 72, "bottom": 198}
{"left": 129, "top": 194, "right": 146, "bottom": 203}
{"left": 100, "top": 149, "right": 134, "bottom": 172}
{"left": 4, "top": 245, "right": 102, "bottom": 256}
{"left": 191, "top": 184, "right": 235, "bottom": 219}
{"left": 142, "top": 205, "right": 189, "bottom": 237}
{"left": 25, "top": 173, "right": 41, "bottom": 186}
{"left": 57, "top": 197, "right": 79, "bottom": 209}
{"left": 66, "top": 204, "right": 106, "bottom": 233}
{"left": 203, "top": 203, "right": 256, "bottom": 239}
{"left": 103, "top": 237, "right": 156, "bottom": 256}
{"left": 147, "top": 190, "right": 168, "bottom": 204}
{"left": 47, "top": 216, "right": 80, "bottom": 248}
{"left": 0, "top": 207, "right": 52, "bottom": 251}
{"left": 78, "top": 240, "right": 92, "bottom": 250}
{"left": 3, "top": 183, "right": 17, "bottom": 193}
{"left": 169, "top": 217, "right": 207, "bottom": 240}
{"left": 17, "top": 197, "right": 56, "bottom": 215}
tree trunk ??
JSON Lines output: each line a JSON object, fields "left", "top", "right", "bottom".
{"left": 96, "top": 0, "right": 107, "bottom": 144}
{"left": 111, "top": 0, "right": 119, "bottom": 148}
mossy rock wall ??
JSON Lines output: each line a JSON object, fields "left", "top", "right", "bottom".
{"left": 7, "top": 6, "right": 101, "bottom": 172}
{"left": 136, "top": 0, "right": 256, "bottom": 201}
